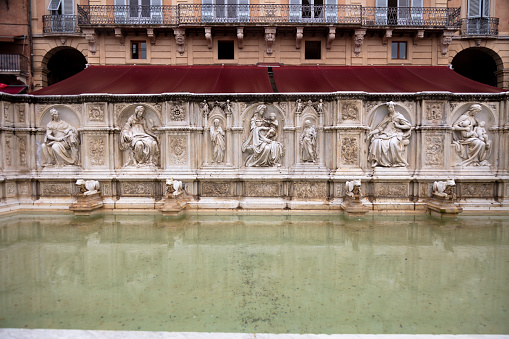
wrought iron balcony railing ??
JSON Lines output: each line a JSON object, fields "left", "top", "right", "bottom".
{"left": 362, "top": 6, "right": 461, "bottom": 27}
{"left": 460, "top": 17, "right": 499, "bottom": 36}
{"left": 77, "top": 4, "right": 460, "bottom": 28}
{"left": 43, "top": 15, "right": 81, "bottom": 33}
{"left": 0, "top": 54, "right": 29, "bottom": 74}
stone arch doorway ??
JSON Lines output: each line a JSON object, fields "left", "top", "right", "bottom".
{"left": 451, "top": 47, "right": 502, "bottom": 88}
{"left": 42, "top": 47, "right": 87, "bottom": 87}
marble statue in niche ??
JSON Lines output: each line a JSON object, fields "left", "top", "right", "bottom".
{"left": 210, "top": 118, "right": 225, "bottom": 163}
{"left": 367, "top": 101, "right": 411, "bottom": 167}
{"left": 300, "top": 120, "right": 317, "bottom": 163}
{"left": 120, "top": 105, "right": 160, "bottom": 167}
{"left": 242, "top": 105, "right": 284, "bottom": 167}
{"left": 452, "top": 104, "right": 491, "bottom": 166}
{"left": 41, "top": 108, "right": 80, "bottom": 166}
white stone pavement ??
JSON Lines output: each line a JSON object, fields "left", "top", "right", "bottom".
{"left": 0, "top": 330, "right": 508, "bottom": 339}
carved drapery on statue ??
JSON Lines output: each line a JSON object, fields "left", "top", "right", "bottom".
{"left": 368, "top": 102, "right": 412, "bottom": 167}
{"left": 210, "top": 118, "right": 225, "bottom": 163}
{"left": 41, "top": 108, "right": 80, "bottom": 166}
{"left": 242, "top": 105, "right": 284, "bottom": 167}
{"left": 120, "top": 105, "right": 160, "bottom": 167}
{"left": 300, "top": 120, "right": 317, "bottom": 163}
{"left": 452, "top": 104, "right": 491, "bottom": 167}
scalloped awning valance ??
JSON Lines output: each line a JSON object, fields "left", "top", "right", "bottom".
{"left": 32, "top": 65, "right": 504, "bottom": 95}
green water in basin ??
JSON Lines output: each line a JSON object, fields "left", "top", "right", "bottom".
{"left": 0, "top": 212, "right": 508, "bottom": 334}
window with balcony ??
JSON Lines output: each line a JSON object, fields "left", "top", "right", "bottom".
{"left": 47, "top": 0, "right": 77, "bottom": 33}
{"left": 289, "top": 0, "right": 337, "bottom": 23}
{"left": 114, "top": 0, "right": 163, "bottom": 24}
{"left": 202, "top": 0, "right": 250, "bottom": 23}
{"left": 375, "top": 0, "right": 422, "bottom": 26}
{"left": 391, "top": 41, "right": 407, "bottom": 59}
{"left": 466, "top": 0, "right": 493, "bottom": 35}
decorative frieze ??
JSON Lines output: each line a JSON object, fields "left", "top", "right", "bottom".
{"left": 168, "top": 136, "right": 187, "bottom": 165}
{"left": 120, "top": 181, "right": 154, "bottom": 196}
{"left": 202, "top": 182, "right": 231, "bottom": 197}
{"left": 460, "top": 183, "right": 494, "bottom": 198}
{"left": 424, "top": 135, "right": 444, "bottom": 167}
{"left": 16, "top": 104, "right": 26, "bottom": 123}
{"left": 245, "top": 182, "right": 280, "bottom": 197}
{"left": 376, "top": 183, "right": 407, "bottom": 197}
{"left": 293, "top": 182, "right": 327, "bottom": 199}
{"left": 41, "top": 182, "right": 71, "bottom": 196}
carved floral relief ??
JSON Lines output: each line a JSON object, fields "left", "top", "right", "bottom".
{"left": 340, "top": 136, "right": 359, "bottom": 166}
{"left": 245, "top": 182, "right": 280, "bottom": 197}
{"left": 425, "top": 135, "right": 444, "bottom": 167}
{"left": 202, "top": 182, "right": 230, "bottom": 197}
{"left": 42, "top": 182, "right": 71, "bottom": 196}
{"left": 376, "top": 183, "right": 407, "bottom": 197}
{"left": 293, "top": 182, "right": 326, "bottom": 199}
{"left": 88, "top": 137, "right": 106, "bottom": 166}
{"left": 425, "top": 102, "right": 444, "bottom": 122}
{"left": 18, "top": 136, "right": 27, "bottom": 167}
{"left": 120, "top": 181, "right": 154, "bottom": 196}
{"left": 168, "top": 136, "right": 187, "bottom": 165}
{"left": 460, "top": 183, "right": 494, "bottom": 198}
{"left": 88, "top": 104, "right": 105, "bottom": 122}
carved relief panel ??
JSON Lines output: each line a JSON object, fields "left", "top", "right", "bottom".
{"left": 15, "top": 104, "right": 26, "bottom": 124}
{"left": 375, "top": 183, "right": 408, "bottom": 197}
{"left": 85, "top": 135, "right": 107, "bottom": 167}
{"left": 38, "top": 105, "right": 82, "bottom": 168}
{"left": 120, "top": 181, "right": 155, "bottom": 196}
{"left": 201, "top": 182, "right": 232, "bottom": 197}
{"left": 450, "top": 103, "right": 495, "bottom": 167}
{"left": 86, "top": 103, "right": 106, "bottom": 124}
{"left": 241, "top": 103, "right": 285, "bottom": 168}
{"left": 117, "top": 104, "right": 161, "bottom": 167}
{"left": 423, "top": 134, "right": 445, "bottom": 168}
{"left": 424, "top": 101, "right": 446, "bottom": 125}
{"left": 168, "top": 135, "right": 188, "bottom": 166}
{"left": 3, "top": 102, "right": 12, "bottom": 124}
{"left": 293, "top": 182, "right": 327, "bottom": 199}
{"left": 339, "top": 134, "right": 360, "bottom": 168}
{"left": 459, "top": 183, "right": 494, "bottom": 198}
{"left": 41, "top": 181, "right": 72, "bottom": 196}
{"left": 339, "top": 101, "right": 361, "bottom": 123}
{"left": 245, "top": 182, "right": 281, "bottom": 197}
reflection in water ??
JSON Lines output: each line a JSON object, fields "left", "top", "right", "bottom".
{"left": 0, "top": 213, "right": 508, "bottom": 334}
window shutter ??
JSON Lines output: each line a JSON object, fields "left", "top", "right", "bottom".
{"left": 289, "top": 0, "right": 301, "bottom": 23}
{"left": 410, "top": 0, "right": 422, "bottom": 25}
{"left": 48, "top": 0, "right": 62, "bottom": 11}
{"left": 482, "top": 0, "right": 490, "bottom": 17}
{"left": 62, "top": 0, "right": 74, "bottom": 15}
{"left": 202, "top": 0, "right": 213, "bottom": 22}
{"left": 151, "top": 0, "right": 162, "bottom": 23}
{"left": 115, "top": 0, "right": 127, "bottom": 24}
{"left": 468, "top": 0, "right": 481, "bottom": 18}
{"left": 238, "top": 0, "right": 250, "bottom": 22}
{"left": 375, "top": 0, "right": 388, "bottom": 25}
{"left": 324, "top": 0, "right": 337, "bottom": 23}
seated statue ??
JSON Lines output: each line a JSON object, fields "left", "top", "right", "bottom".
{"left": 367, "top": 102, "right": 411, "bottom": 167}
{"left": 120, "top": 106, "right": 160, "bottom": 167}
{"left": 41, "top": 108, "right": 80, "bottom": 166}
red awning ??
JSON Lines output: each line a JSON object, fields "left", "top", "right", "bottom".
{"left": 0, "top": 85, "right": 28, "bottom": 94}
{"left": 272, "top": 66, "right": 504, "bottom": 93}
{"left": 31, "top": 65, "right": 504, "bottom": 95}
{"left": 32, "top": 65, "right": 274, "bottom": 95}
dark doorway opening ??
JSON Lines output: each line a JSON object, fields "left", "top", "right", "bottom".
{"left": 46, "top": 48, "right": 87, "bottom": 86}
{"left": 451, "top": 48, "right": 498, "bottom": 88}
